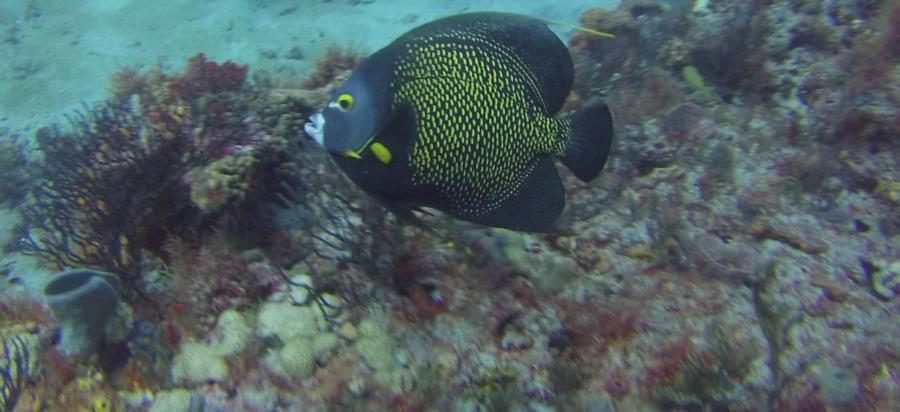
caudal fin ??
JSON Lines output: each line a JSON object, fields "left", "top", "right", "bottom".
{"left": 560, "top": 100, "right": 614, "bottom": 182}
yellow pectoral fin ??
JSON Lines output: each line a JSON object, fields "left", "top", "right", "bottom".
{"left": 344, "top": 150, "right": 362, "bottom": 159}
{"left": 370, "top": 142, "right": 392, "bottom": 164}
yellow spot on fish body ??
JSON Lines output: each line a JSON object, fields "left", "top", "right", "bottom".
{"left": 371, "top": 142, "right": 392, "bottom": 164}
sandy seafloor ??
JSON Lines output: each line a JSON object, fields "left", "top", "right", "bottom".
{"left": 0, "top": 0, "right": 619, "bottom": 136}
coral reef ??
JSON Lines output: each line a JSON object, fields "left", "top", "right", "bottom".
{"left": 647, "top": 321, "right": 759, "bottom": 409}
{"left": 16, "top": 53, "right": 301, "bottom": 296}
{"left": 154, "top": 233, "right": 281, "bottom": 335}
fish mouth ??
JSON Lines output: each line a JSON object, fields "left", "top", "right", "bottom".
{"left": 303, "top": 112, "right": 369, "bottom": 159}
{"left": 303, "top": 113, "right": 325, "bottom": 146}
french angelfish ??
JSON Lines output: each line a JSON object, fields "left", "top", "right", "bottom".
{"left": 304, "top": 12, "right": 614, "bottom": 231}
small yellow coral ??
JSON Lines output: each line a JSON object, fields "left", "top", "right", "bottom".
{"left": 625, "top": 243, "right": 653, "bottom": 260}
{"left": 682, "top": 65, "right": 714, "bottom": 94}
{"left": 472, "top": 365, "right": 519, "bottom": 401}
{"left": 661, "top": 38, "right": 690, "bottom": 67}
{"left": 872, "top": 259, "right": 900, "bottom": 300}
{"left": 875, "top": 179, "right": 900, "bottom": 205}
{"left": 90, "top": 393, "right": 114, "bottom": 412}
{"left": 187, "top": 153, "right": 259, "bottom": 212}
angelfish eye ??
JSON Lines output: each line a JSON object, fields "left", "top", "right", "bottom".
{"left": 337, "top": 94, "right": 355, "bottom": 111}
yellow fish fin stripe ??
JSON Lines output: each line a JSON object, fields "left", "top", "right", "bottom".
{"left": 532, "top": 16, "right": 616, "bottom": 39}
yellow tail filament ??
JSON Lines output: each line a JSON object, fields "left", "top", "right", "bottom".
{"left": 535, "top": 16, "right": 616, "bottom": 39}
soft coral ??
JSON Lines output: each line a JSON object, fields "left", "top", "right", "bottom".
{"left": 170, "top": 53, "right": 249, "bottom": 100}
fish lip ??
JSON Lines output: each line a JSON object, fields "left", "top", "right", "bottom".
{"left": 303, "top": 113, "right": 326, "bottom": 146}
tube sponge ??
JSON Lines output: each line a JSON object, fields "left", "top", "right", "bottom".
{"left": 44, "top": 269, "right": 121, "bottom": 355}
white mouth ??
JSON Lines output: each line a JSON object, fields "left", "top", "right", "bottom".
{"left": 303, "top": 113, "right": 325, "bottom": 146}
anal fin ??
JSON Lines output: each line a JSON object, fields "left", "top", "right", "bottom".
{"left": 463, "top": 156, "right": 564, "bottom": 232}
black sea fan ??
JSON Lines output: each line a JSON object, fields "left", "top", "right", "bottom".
{"left": 19, "top": 100, "right": 195, "bottom": 283}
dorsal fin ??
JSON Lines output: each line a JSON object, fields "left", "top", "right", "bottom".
{"left": 388, "top": 12, "right": 575, "bottom": 114}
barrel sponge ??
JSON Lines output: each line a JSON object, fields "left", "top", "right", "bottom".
{"left": 43, "top": 269, "right": 121, "bottom": 355}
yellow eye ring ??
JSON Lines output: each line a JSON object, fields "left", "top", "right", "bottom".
{"left": 337, "top": 94, "right": 355, "bottom": 111}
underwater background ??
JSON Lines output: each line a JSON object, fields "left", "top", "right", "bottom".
{"left": 0, "top": 0, "right": 898, "bottom": 411}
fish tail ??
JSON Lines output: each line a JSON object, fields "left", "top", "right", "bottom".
{"left": 560, "top": 100, "right": 614, "bottom": 182}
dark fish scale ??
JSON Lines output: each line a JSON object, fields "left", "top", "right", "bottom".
{"left": 390, "top": 28, "right": 568, "bottom": 216}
